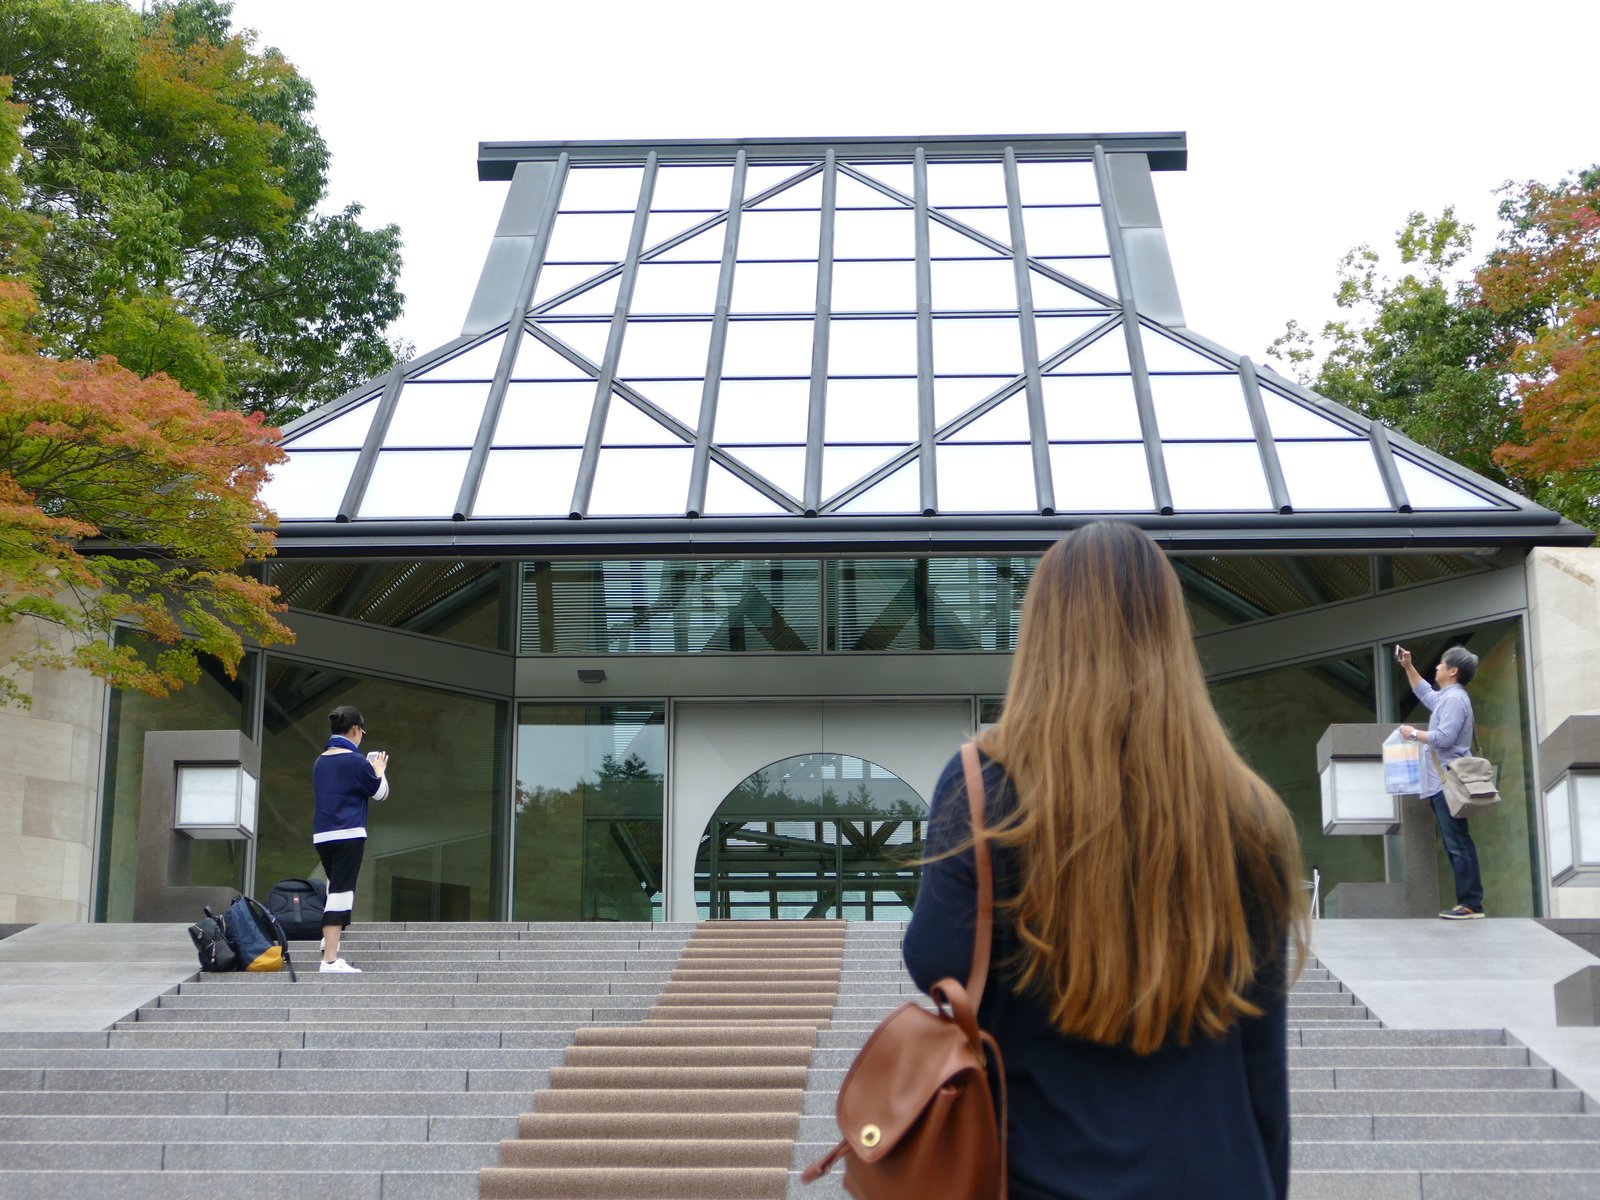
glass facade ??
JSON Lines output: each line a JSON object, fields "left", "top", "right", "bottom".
{"left": 514, "top": 704, "right": 666, "bottom": 920}
{"left": 267, "top": 561, "right": 512, "bottom": 650}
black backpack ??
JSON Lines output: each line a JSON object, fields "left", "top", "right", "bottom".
{"left": 265, "top": 877, "right": 328, "bottom": 941}
{"left": 187, "top": 906, "right": 238, "bottom": 973}
{"left": 221, "top": 894, "right": 298, "bottom": 982}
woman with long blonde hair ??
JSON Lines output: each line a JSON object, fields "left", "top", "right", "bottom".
{"left": 904, "top": 522, "right": 1307, "bottom": 1200}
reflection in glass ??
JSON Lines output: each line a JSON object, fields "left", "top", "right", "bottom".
{"left": 269, "top": 560, "right": 509, "bottom": 648}
{"left": 1047, "top": 443, "right": 1154, "bottom": 511}
{"left": 588, "top": 446, "right": 693, "bottom": 515}
{"left": 828, "top": 558, "right": 1037, "bottom": 652}
{"left": 255, "top": 665, "right": 505, "bottom": 921}
{"left": 696, "top": 753, "right": 927, "bottom": 920}
{"left": 1277, "top": 442, "right": 1391, "bottom": 510}
{"left": 518, "top": 560, "right": 821, "bottom": 654}
{"left": 358, "top": 451, "right": 470, "bottom": 519}
{"left": 1176, "top": 555, "right": 1372, "bottom": 626}
{"left": 476, "top": 449, "right": 583, "bottom": 517}
{"left": 386, "top": 383, "right": 489, "bottom": 448}
{"left": 936, "top": 444, "right": 1038, "bottom": 512}
{"left": 261, "top": 451, "right": 359, "bottom": 521}
{"left": 515, "top": 704, "right": 665, "bottom": 921}
{"left": 1164, "top": 443, "right": 1273, "bottom": 511}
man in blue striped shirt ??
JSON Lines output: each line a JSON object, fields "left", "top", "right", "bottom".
{"left": 1397, "top": 645, "right": 1483, "bottom": 920}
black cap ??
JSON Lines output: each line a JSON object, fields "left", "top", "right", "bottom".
{"left": 328, "top": 705, "right": 366, "bottom": 735}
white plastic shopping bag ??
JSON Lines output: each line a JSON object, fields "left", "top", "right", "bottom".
{"left": 1383, "top": 729, "right": 1421, "bottom": 795}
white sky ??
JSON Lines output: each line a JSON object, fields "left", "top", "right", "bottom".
{"left": 227, "top": 0, "right": 1600, "bottom": 371}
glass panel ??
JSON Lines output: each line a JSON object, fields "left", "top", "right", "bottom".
{"left": 255, "top": 666, "right": 505, "bottom": 921}
{"left": 932, "top": 259, "right": 1019, "bottom": 311}
{"left": 942, "top": 207, "right": 1013, "bottom": 246}
{"left": 742, "top": 163, "right": 818, "bottom": 202}
{"left": 1578, "top": 776, "right": 1600, "bottom": 870}
{"left": 697, "top": 754, "right": 927, "bottom": 920}
{"left": 926, "top": 161, "right": 1006, "bottom": 207}
{"left": 412, "top": 338, "right": 505, "bottom": 381}
{"left": 386, "top": 382, "right": 490, "bottom": 448}
{"left": 931, "top": 317, "right": 1023, "bottom": 375}
{"left": 1395, "top": 458, "right": 1496, "bottom": 509}
{"left": 476, "top": 449, "right": 582, "bottom": 517}
{"left": 731, "top": 261, "right": 818, "bottom": 313}
{"left": 546, "top": 274, "right": 621, "bottom": 316}
{"left": 936, "top": 444, "right": 1037, "bottom": 512}
{"left": 1547, "top": 782, "right": 1574, "bottom": 878}
{"left": 722, "top": 319, "right": 816, "bottom": 376}
{"left": 631, "top": 380, "right": 705, "bottom": 431}
{"left": 722, "top": 446, "right": 806, "bottom": 498}
{"left": 518, "top": 560, "right": 821, "bottom": 654}
{"left": 927, "top": 218, "right": 1006, "bottom": 257}
{"left": 617, "top": 320, "right": 714, "bottom": 378}
{"left": 603, "top": 394, "right": 685, "bottom": 445}
{"left": 1164, "top": 443, "right": 1273, "bottom": 511}
{"left": 283, "top": 401, "right": 377, "bottom": 450}
{"left": 1139, "top": 330, "right": 1229, "bottom": 373}
{"left": 358, "top": 450, "right": 470, "bottom": 519}
{"left": 96, "top": 635, "right": 251, "bottom": 920}
{"left": 1046, "top": 257, "right": 1119, "bottom": 297}
{"left": 703, "top": 463, "right": 788, "bottom": 515}
{"left": 1030, "top": 269, "right": 1109, "bottom": 309}
{"left": 643, "top": 211, "right": 713, "bottom": 256}
{"left": 544, "top": 212, "right": 636, "bottom": 263}
{"left": 1176, "top": 555, "right": 1373, "bottom": 626}
{"left": 833, "top": 209, "right": 915, "bottom": 259}
{"left": 751, "top": 171, "right": 823, "bottom": 208}
{"left": 631, "top": 262, "right": 721, "bottom": 315}
{"left": 268, "top": 561, "right": 509, "bottom": 647}
{"left": 651, "top": 164, "right": 736, "bottom": 210}
{"left": 1022, "top": 206, "right": 1108, "bottom": 256}
{"left": 824, "top": 445, "right": 908, "bottom": 500}
{"left": 1048, "top": 327, "right": 1130, "bottom": 373}
{"left": 1150, "top": 374, "right": 1253, "bottom": 440}
{"left": 1047, "top": 443, "right": 1154, "bottom": 510}
{"left": 933, "top": 376, "right": 1008, "bottom": 426}
{"left": 824, "top": 379, "right": 919, "bottom": 442}
{"left": 1017, "top": 161, "right": 1100, "bottom": 206}
{"left": 537, "top": 320, "right": 613, "bottom": 366}
{"left": 560, "top": 166, "right": 646, "bottom": 211}
{"left": 512, "top": 333, "right": 593, "bottom": 380}
{"left": 834, "top": 173, "right": 902, "bottom": 208}
{"left": 495, "top": 381, "right": 599, "bottom": 446}
{"left": 647, "top": 223, "right": 728, "bottom": 262}
{"left": 1260, "top": 389, "right": 1360, "bottom": 439}
{"left": 850, "top": 162, "right": 915, "bottom": 198}
{"left": 828, "top": 557, "right": 1037, "bottom": 652}
{"left": 831, "top": 260, "right": 916, "bottom": 311}
{"left": 945, "top": 391, "right": 1030, "bottom": 442}
{"left": 736, "top": 209, "right": 821, "bottom": 258}
{"left": 260, "top": 451, "right": 358, "bottom": 520}
{"left": 828, "top": 318, "right": 917, "bottom": 375}
{"left": 1034, "top": 316, "right": 1113, "bottom": 360}
{"left": 1211, "top": 654, "right": 1382, "bottom": 909}
{"left": 587, "top": 446, "right": 693, "bottom": 515}
{"left": 1278, "top": 441, "right": 1392, "bottom": 510}
{"left": 1393, "top": 619, "right": 1535, "bottom": 914}
{"left": 514, "top": 704, "right": 666, "bottom": 921}
{"left": 716, "top": 380, "right": 812, "bottom": 442}
{"left": 534, "top": 264, "right": 612, "bottom": 305}
{"left": 837, "top": 461, "right": 921, "bottom": 513}
{"left": 1041, "top": 375, "right": 1142, "bottom": 441}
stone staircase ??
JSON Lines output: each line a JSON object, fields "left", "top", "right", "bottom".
{"left": 0, "top": 921, "right": 1593, "bottom": 1199}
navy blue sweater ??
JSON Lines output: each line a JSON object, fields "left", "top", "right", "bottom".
{"left": 311, "top": 738, "right": 386, "bottom": 843}
{"left": 903, "top": 751, "right": 1290, "bottom": 1200}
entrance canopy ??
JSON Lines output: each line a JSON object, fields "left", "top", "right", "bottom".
{"left": 261, "top": 133, "right": 1589, "bottom": 556}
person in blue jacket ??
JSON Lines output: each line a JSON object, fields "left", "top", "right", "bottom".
{"left": 312, "top": 704, "right": 388, "bottom": 974}
{"left": 905, "top": 522, "right": 1307, "bottom": 1200}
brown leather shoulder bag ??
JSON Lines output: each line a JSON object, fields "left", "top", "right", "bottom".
{"left": 802, "top": 742, "right": 1008, "bottom": 1200}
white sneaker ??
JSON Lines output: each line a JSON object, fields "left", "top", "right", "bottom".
{"left": 319, "top": 957, "right": 361, "bottom": 974}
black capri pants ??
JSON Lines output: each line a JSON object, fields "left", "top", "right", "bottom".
{"left": 315, "top": 838, "right": 365, "bottom": 929}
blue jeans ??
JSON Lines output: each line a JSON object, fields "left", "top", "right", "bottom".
{"left": 1425, "top": 790, "right": 1484, "bottom": 912}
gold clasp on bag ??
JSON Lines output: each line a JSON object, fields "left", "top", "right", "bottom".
{"left": 859, "top": 1124, "right": 881, "bottom": 1148}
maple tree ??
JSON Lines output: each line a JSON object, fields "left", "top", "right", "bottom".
{"left": 0, "top": 0, "right": 407, "bottom": 421}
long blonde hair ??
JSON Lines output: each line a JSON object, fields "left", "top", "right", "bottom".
{"left": 976, "top": 522, "right": 1306, "bottom": 1054}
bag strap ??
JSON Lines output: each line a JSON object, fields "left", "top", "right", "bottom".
{"left": 959, "top": 742, "right": 995, "bottom": 1009}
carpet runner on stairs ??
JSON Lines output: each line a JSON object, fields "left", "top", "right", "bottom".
{"left": 480, "top": 920, "right": 847, "bottom": 1200}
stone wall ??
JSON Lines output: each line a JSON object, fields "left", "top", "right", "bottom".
{"left": 1526, "top": 547, "right": 1600, "bottom": 918}
{"left": 0, "top": 618, "right": 107, "bottom": 923}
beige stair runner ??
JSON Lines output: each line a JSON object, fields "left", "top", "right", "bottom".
{"left": 480, "top": 919, "right": 846, "bottom": 1199}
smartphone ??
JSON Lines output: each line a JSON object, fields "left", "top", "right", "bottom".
{"left": 366, "top": 750, "right": 383, "bottom": 763}
{"left": 1393, "top": 645, "right": 1406, "bottom": 662}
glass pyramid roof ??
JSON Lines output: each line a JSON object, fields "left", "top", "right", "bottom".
{"left": 263, "top": 134, "right": 1581, "bottom": 551}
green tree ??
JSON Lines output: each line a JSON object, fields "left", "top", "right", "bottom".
{"left": 0, "top": 0, "right": 407, "bottom": 421}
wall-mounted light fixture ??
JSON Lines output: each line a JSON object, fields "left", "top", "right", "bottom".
{"left": 174, "top": 761, "right": 259, "bottom": 839}
{"left": 1540, "top": 715, "right": 1600, "bottom": 886}
{"left": 577, "top": 669, "right": 607, "bottom": 684}
{"left": 1316, "top": 723, "right": 1400, "bottom": 836}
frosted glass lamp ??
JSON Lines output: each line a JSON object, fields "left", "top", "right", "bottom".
{"left": 1317, "top": 724, "right": 1400, "bottom": 836}
{"left": 1541, "top": 715, "right": 1600, "bottom": 886}
{"left": 174, "top": 762, "right": 259, "bottom": 840}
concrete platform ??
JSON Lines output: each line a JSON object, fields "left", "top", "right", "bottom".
{"left": 0, "top": 924, "right": 198, "bottom": 1032}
